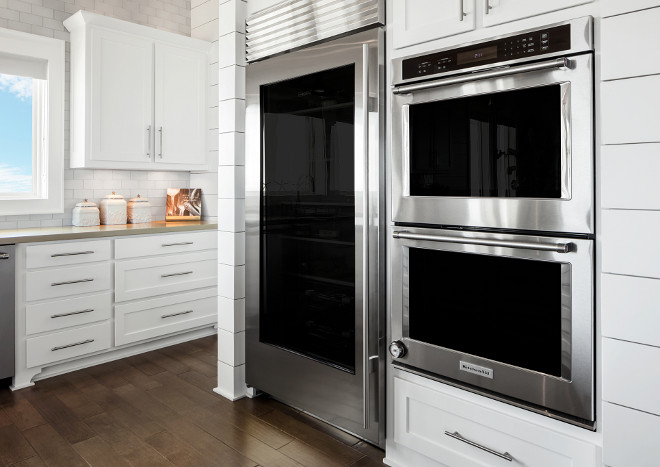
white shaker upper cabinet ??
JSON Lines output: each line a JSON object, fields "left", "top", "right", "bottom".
{"left": 482, "top": 0, "right": 594, "bottom": 27}
{"left": 393, "top": 0, "right": 476, "bottom": 49}
{"left": 90, "top": 28, "right": 154, "bottom": 167}
{"left": 154, "top": 43, "right": 207, "bottom": 167}
{"left": 65, "top": 11, "right": 210, "bottom": 171}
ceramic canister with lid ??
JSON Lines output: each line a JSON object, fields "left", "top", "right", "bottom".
{"left": 72, "top": 199, "right": 100, "bottom": 227}
{"left": 127, "top": 194, "right": 152, "bottom": 224}
{"left": 99, "top": 192, "right": 127, "bottom": 225}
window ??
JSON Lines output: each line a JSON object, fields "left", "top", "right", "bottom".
{"left": 0, "top": 28, "right": 64, "bottom": 215}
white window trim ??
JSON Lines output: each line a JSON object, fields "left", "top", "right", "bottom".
{"left": 0, "top": 28, "right": 64, "bottom": 215}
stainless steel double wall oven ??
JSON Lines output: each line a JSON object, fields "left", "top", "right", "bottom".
{"left": 390, "top": 17, "right": 596, "bottom": 428}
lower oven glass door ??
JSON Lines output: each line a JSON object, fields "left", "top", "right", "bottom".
{"left": 391, "top": 227, "right": 594, "bottom": 424}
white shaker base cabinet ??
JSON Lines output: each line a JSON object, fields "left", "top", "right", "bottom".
{"left": 12, "top": 229, "right": 218, "bottom": 390}
{"left": 385, "top": 369, "right": 600, "bottom": 467}
{"left": 64, "top": 11, "right": 209, "bottom": 171}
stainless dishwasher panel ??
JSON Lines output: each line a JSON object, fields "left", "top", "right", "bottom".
{"left": 0, "top": 245, "right": 15, "bottom": 379}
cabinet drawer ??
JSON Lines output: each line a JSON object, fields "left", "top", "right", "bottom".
{"left": 603, "top": 338, "right": 660, "bottom": 415}
{"left": 115, "top": 250, "right": 217, "bottom": 302}
{"left": 115, "top": 288, "right": 217, "bottom": 346}
{"left": 26, "top": 263, "right": 112, "bottom": 302}
{"left": 26, "top": 292, "right": 112, "bottom": 336}
{"left": 393, "top": 377, "right": 597, "bottom": 467}
{"left": 26, "top": 240, "right": 111, "bottom": 269}
{"left": 26, "top": 321, "right": 111, "bottom": 368}
{"left": 115, "top": 230, "right": 217, "bottom": 259}
{"left": 604, "top": 402, "right": 660, "bottom": 467}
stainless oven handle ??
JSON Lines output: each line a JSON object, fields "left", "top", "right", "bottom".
{"left": 393, "top": 57, "right": 571, "bottom": 95}
{"left": 361, "top": 42, "right": 370, "bottom": 431}
{"left": 445, "top": 431, "right": 513, "bottom": 462}
{"left": 393, "top": 231, "right": 573, "bottom": 253}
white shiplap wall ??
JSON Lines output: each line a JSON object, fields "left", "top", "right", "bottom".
{"left": 600, "top": 1, "right": 660, "bottom": 465}
{"left": 0, "top": 0, "right": 193, "bottom": 228}
{"left": 192, "top": 0, "right": 247, "bottom": 400}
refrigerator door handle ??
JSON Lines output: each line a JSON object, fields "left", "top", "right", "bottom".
{"left": 362, "top": 42, "right": 370, "bottom": 430}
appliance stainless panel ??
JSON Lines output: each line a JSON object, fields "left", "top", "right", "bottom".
{"left": 391, "top": 17, "right": 594, "bottom": 235}
{"left": 0, "top": 245, "right": 15, "bottom": 380}
{"left": 390, "top": 227, "right": 594, "bottom": 426}
{"left": 245, "top": 29, "right": 384, "bottom": 446}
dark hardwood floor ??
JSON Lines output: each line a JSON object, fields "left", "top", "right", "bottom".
{"left": 0, "top": 336, "right": 386, "bottom": 466}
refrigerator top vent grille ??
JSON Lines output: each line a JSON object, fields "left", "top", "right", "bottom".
{"left": 245, "top": 0, "right": 383, "bottom": 63}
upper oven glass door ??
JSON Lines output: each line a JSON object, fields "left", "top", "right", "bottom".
{"left": 390, "top": 227, "right": 595, "bottom": 423}
{"left": 392, "top": 53, "right": 594, "bottom": 234}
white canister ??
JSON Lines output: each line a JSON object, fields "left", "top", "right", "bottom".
{"left": 72, "top": 199, "right": 100, "bottom": 227}
{"left": 99, "top": 192, "right": 127, "bottom": 225}
{"left": 127, "top": 194, "right": 152, "bottom": 224}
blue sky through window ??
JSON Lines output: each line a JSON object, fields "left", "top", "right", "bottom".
{"left": 0, "top": 73, "right": 33, "bottom": 193}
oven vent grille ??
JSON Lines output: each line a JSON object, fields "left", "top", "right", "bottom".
{"left": 246, "top": 0, "right": 383, "bottom": 63}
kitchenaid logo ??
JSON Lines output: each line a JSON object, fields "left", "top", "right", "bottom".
{"left": 459, "top": 361, "right": 494, "bottom": 379}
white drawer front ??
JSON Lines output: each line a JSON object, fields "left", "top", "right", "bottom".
{"left": 602, "top": 274, "right": 660, "bottom": 347}
{"left": 26, "top": 292, "right": 112, "bottom": 336}
{"left": 115, "top": 250, "right": 217, "bottom": 302}
{"left": 115, "top": 230, "right": 217, "bottom": 259}
{"left": 604, "top": 403, "right": 660, "bottom": 467}
{"left": 602, "top": 75, "right": 660, "bottom": 145}
{"left": 603, "top": 338, "right": 660, "bottom": 415}
{"left": 115, "top": 288, "right": 217, "bottom": 346}
{"left": 26, "top": 263, "right": 112, "bottom": 302}
{"left": 393, "top": 377, "right": 597, "bottom": 467}
{"left": 26, "top": 240, "right": 111, "bottom": 269}
{"left": 26, "top": 321, "right": 112, "bottom": 368}
{"left": 602, "top": 9, "right": 660, "bottom": 81}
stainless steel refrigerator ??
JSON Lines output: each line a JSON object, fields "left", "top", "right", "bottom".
{"left": 244, "top": 0, "right": 385, "bottom": 446}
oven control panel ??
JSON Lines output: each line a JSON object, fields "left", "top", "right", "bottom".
{"left": 401, "top": 24, "right": 571, "bottom": 81}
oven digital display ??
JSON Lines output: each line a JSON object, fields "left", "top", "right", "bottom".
{"left": 456, "top": 46, "right": 498, "bottom": 65}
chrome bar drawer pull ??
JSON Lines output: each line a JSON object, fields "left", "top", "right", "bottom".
{"left": 161, "top": 310, "right": 193, "bottom": 319}
{"left": 51, "top": 251, "right": 95, "bottom": 257}
{"left": 161, "top": 271, "right": 193, "bottom": 278}
{"left": 51, "top": 339, "right": 95, "bottom": 352}
{"left": 162, "top": 242, "right": 193, "bottom": 247}
{"left": 51, "top": 278, "right": 94, "bottom": 287}
{"left": 51, "top": 309, "right": 94, "bottom": 319}
{"left": 0, "top": 253, "right": 9, "bottom": 260}
{"left": 445, "top": 431, "right": 513, "bottom": 462}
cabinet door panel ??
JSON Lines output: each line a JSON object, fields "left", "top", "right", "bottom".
{"left": 91, "top": 28, "right": 154, "bottom": 165}
{"left": 393, "top": 0, "right": 476, "bottom": 49}
{"left": 482, "top": 0, "right": 594, "bottom": 27}
{"left": 154, "top": 43, "right": 207, "bottom": 167}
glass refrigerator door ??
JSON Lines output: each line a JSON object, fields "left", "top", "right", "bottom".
{"left": 259, "top": 64, "right": 357, "bottom": 373}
